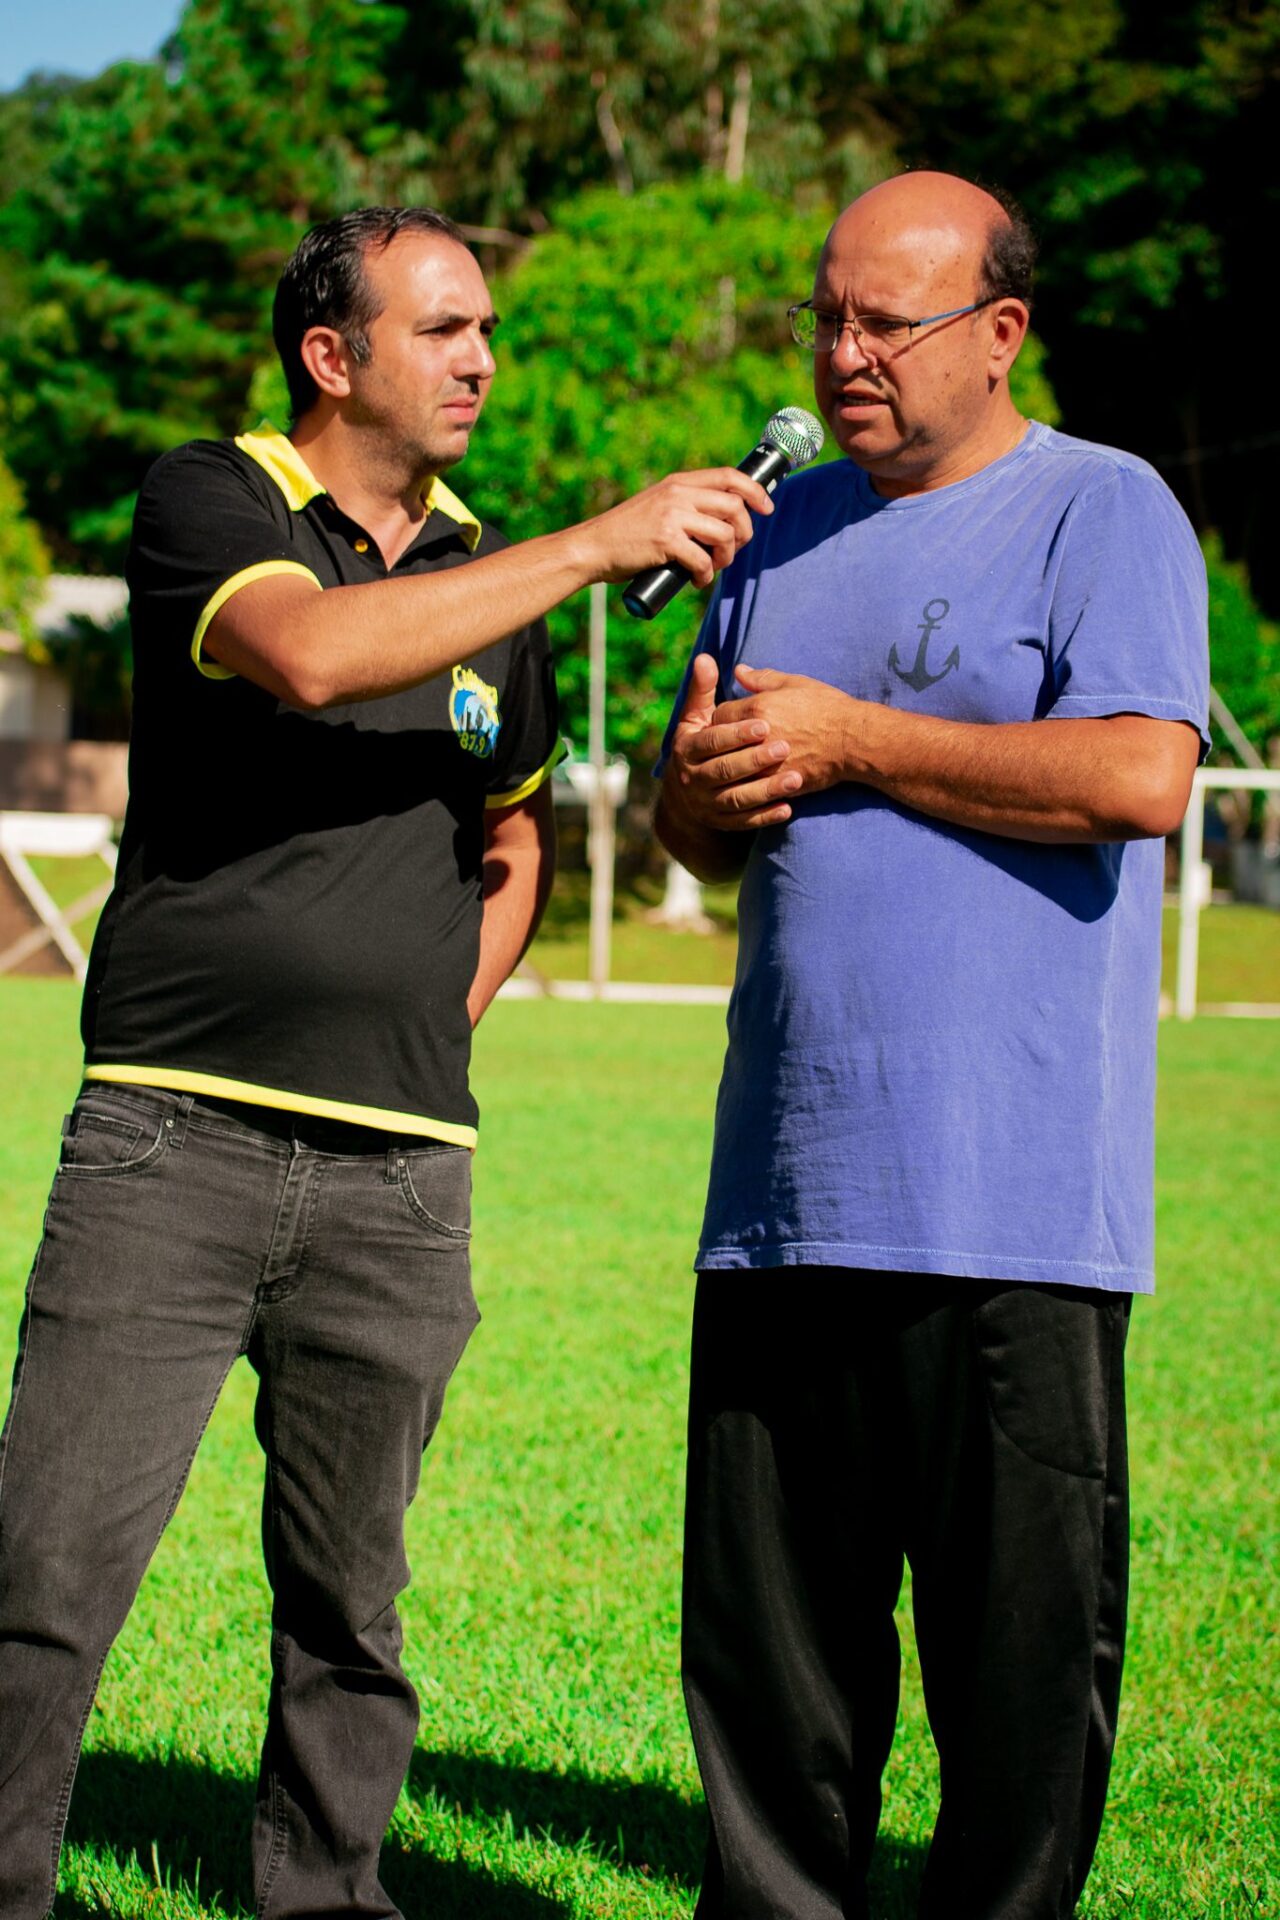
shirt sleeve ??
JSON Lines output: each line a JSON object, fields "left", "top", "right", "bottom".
{"left": 126, "top": 442, "right": 321, "bottom": 681}
{"left": 485, "top": 619, "right": 564, "bottom": 808}
{"left": 1044, "top": 459, "right": 1211, "bottom": 755}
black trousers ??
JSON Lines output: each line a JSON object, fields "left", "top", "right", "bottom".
{"left": 682, "top": 1270, "right": 1131, "bottom": 1920}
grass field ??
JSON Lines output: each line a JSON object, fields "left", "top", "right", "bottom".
{"left": 24, "top": 854, "right": 1280, "bottom": 1005}
{"left": 525, "top": 878, "right": 1280, "bottom": 1004}
{"left": 0, "top": 978, "right": 1276, "bottom": 1919}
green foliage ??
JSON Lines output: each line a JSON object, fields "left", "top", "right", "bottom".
{"left": 1202, "top": 533, "right": 1280, "bottom": 758}
{"left": 460, "top": 180, "right": 840, "bottom": 754}
{"left": 1, "top": 0, "right": 1273, "bottom": 652}
{"left": 0, "top": 0, "right": 952, "bottom": 578}
{"left": 0, "top": 251, "right": 255, "bottom": 568}
{"left": 244, "top": 360, "right": 292, "bottom": 432}
{"left": 40, "top": 610, "right": 134, "bottom": 739}
{"left": 386, "top": 0, "right": 944, "bottom": 227}
{"left": 0, "top": 451, "right": 51, "bottom": 645}
{"left": 869, "top": 0, "right": 1280, "bottom": 604}
{"left": 0, "top": 2, "right": 425, "bottom": 571}
{"left": 1006, "top": 329, "right": 1059, "bottom": 428}
{"left": 876, "top": 0, "right": 1261, "bottom": 323}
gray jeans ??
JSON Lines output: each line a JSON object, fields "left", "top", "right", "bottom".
{"left": 0, "top": 1083, "right": 479, "bottom": 1918}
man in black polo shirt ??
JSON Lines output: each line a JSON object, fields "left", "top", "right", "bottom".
{"left": 0, "top": 207, "right": 770, "bottom": 1917}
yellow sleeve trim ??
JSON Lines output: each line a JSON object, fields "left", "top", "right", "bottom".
{"left": 83, "top": 1065, "right": 478, "bottom": 1149}
{"left": 424, "top": 475, "right": 482, "bottom": 552}
{"left": 191, "top": 561, "right": 322, "bottom": 679}
{"left": 485, "top": 739, "right": 567, "bottom": 810}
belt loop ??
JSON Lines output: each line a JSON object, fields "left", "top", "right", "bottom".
{"left": 167, "top": 1094, "right": 195, "bottom": 1149}
{"left": 385, "top": 1144, "right": 403, "bottom": 1184}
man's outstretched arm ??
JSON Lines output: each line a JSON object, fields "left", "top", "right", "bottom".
{"left": 204, "top": 470, "right": 772, "bottom": 711}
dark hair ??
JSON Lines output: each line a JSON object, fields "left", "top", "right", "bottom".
{"left": 976, "top": 185, "right": 1037, "bottom": 309}
{"left": 273, "top": 206, "right": 468, "bottom": 422}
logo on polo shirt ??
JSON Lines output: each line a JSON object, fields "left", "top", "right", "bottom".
{"left": 450, "top": 666, "right": 502, "bottom": 759}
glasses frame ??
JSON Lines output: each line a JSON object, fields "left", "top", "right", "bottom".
{"left": 787, "top": 293, "right": 1005, "bottom": 353}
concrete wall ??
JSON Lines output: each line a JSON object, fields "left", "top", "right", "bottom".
{"left": 0, "top": 653, "right": 73, "bottom": 742}
{"left": 0, "top": 740, "right": 128, "bottom": 816}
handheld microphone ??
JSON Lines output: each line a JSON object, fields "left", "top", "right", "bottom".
{"left": 622, "top": 407, "right": 825, "bottom": 620}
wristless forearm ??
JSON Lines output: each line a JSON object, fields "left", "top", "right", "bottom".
{"left": 654, "top": 779, "right": 753, "bottom": 884}
{"left": 292, "top": 527, "right": 598, "bottom": 708}
{"left": 848, "top": 709, "right": 1182, "bottom": 843}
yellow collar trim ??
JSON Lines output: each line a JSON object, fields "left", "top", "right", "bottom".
{"left": 236, "top": 420, "right": 482, "bottom": 551}
{"left": 424, "top": 475, "right": 482, "bottom": 552}
{"left": 234, "top": 423, "right": 325, "bottom": 511}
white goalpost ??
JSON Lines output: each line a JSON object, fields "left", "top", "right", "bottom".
{"left": 1175, "top": 767, "right": 1280, "bottom": 1019}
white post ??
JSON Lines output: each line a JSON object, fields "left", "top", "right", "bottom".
{"left": 1175, "top": 781, "right": 1206, "bottom": 1021}
{"left": 587, "top": 583, "right": 615, "bottom": 995}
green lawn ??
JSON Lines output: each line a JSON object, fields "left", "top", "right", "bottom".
{"left": 18, "top": 851, "right": 1280, "bottom": 1008}
{"left": 0, "top": 981, "right": 1275, "bottom": 1919}
{"left": 534, "top": 891, "right": 1280, "bottom": 1006}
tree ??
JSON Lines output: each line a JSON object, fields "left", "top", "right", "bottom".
{"left": 0, "top": 0, "right": 950, "bottom": 575}
{"left": 454, "top": 179, "right": 845, "bottom": 756}
{"left": 865, "top": 0, "right": 1280, "bottom": 608}
{"left": 1203, "top": 535, "right": 1280, "bottom": 763}
{"left": 0, "top": 452, "right": 50, "bottom": 645}
{"left": 381, "top": 0, "right": 947, "bottom": 231}
{"left": 0, "top": 1, "right": 414, "bottom": 569}
{"left": 5, "top": 0, "right": 1269, "bottom": 645}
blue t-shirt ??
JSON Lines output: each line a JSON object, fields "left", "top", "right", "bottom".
{"left": 663, "top": 423, "right": 1209, "bottom": 1291}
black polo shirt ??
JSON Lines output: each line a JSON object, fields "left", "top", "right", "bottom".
{"left": 82, "top": 424, "right": 561, "bottom": 1146}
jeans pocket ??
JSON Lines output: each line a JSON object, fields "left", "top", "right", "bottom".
{"left": 59, "top": 1097, "right": 172, "bottom": 1178}
{"left": 394, "top": 1146, "right": 472, "bottom": 1241}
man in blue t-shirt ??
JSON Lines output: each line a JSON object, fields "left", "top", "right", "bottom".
{"left": 656, "top": 173, "right": 1208, "bottom": 1919}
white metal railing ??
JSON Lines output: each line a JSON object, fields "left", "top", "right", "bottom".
{"left": 1176, "top": 769, "right": 1280, "bottom": 1019}
{"left": 0, "top": 811, "right": 117, "bottom": 982}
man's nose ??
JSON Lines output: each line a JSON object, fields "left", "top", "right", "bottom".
{"left": 456, "top": 326, "right": 496, "bottom": 380}
{"left": 828, "top": 322, "right": 873, "bottom": 374}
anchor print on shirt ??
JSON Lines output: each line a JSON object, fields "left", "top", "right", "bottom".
{"left": 888, "top": 598, "right": 960, "bottom": 692}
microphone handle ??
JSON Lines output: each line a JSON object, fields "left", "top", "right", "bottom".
{"left": 621, "top": 442, "right": 793, "bottom": 620}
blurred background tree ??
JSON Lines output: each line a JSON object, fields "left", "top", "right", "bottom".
{"left": 873, "top": 0, "right": 1280, "bottom": 610}
{"left": 1202, "top": 536, "right": 1280, "bottom": 762}
{"left": 0, "top": 451, "right": 50, "bottom": 645}
{"left": 0, "top": 0, "right": 1275, "bottom": 753}
{"left": 460, "top": 179, "right": 844, "bottom": 754}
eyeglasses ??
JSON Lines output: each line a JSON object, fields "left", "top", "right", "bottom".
{"left": 787, "top": 295, "right": 1004, "bottom": 354}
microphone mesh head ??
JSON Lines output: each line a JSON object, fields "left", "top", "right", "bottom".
{"left": 763, "top": 406, "right": 825, "bottom": 469}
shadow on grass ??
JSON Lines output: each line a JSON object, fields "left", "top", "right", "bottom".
{"left": 61, "top": 1749, "right": 250, "bottom": 1915}
{"left": 64, "top": 1749, "right": 562, "bottom": 1918}
{"left": 62, "top": 1746, "right": 926, "bottom": 1917}
{"left": 408, "top": 1746, "right": 705, "bottom": 1880}
{"left": 407, "top": 1750, "right": 927, "bottom": 1913}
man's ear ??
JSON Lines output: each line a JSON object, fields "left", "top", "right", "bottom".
{"left": 299, "top": 326, "right": 354, "bottom": 402}
{"left": 988, "top": 298, "right": 1031, "bottom": 380}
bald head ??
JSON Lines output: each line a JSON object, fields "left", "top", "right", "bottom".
{"left": 821, "top": 172, "right": 1032, "bottom": 309}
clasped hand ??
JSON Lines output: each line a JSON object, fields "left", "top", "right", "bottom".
{"left": 668, "top": 656, "right": 859, "bottom": 832}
